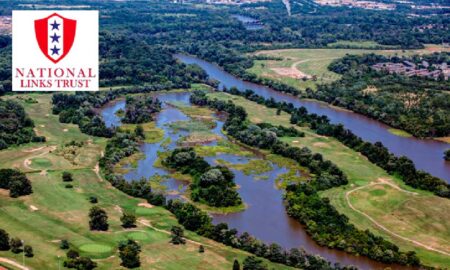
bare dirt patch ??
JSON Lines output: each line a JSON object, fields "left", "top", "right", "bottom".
{"left": 312, "top": 142, "right": 330, "bottom": 148}
{"left": 138, "top": 202, "right": 154, "bottom": 208}
{"left": 271, "top": 67, "right": 311, "bottom": 79}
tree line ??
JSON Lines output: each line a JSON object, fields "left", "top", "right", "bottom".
{"left": 0, "top": 228, "right": 34, "bottom": 258}
{"left": 189, "top": 90, "right": 421, "bottom": 266}
{"left": 225, "top": 87, "right": 450, "bottom": 198}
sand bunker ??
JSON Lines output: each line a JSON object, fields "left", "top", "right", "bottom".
{"left": 271, "top": 67, "right": 312, "bottom": 79}
{"left": 138, "top": 202, "right": 154, "bottom": 208}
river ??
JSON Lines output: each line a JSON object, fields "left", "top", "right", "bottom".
{"left": 100, "top": 92, "right": 416, "bottom": 270}
{"left": 175, "top": 54, "right": 450, "bottom": 183}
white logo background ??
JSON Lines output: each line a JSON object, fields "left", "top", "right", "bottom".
{"left": 12, "top": 10, "right": 99, "bottom": 91}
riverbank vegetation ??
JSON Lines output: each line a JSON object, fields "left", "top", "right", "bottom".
{"left": 310, "top": 53, "right": 450, "bottom": 138}
{"left": 225, "top": 87, "right": 450, "bottom": 198}
{"left": 205, "top": 90, "right": 450, "bottom": 268}
{"left": 190, "top": 90, "right": 424, "bottom": 266}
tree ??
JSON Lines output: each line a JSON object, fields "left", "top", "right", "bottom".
{"left": 0, "top": 229, "right": 10, "bottom": 250}
{"left": 170, "top": 225, "right": 186, "bottom": 245}
{"left": 233, "top": 259, "right": 240, "bottom": 270}
{"left": 243, "top": 256, "right": 267, "bottom": 270}
{"left": 134, "top": 125, "right": 145, "bottom": 139}
{"left": 89, "top": 196, "right": 98, "bottom": 204}
{"left": 198, "top": 245, "right": 204, "bottom": 253}
{"left": 445, "top": 149, "right": 450, "bottom": 161}
{"left": 9, "top": 174, "right": 32, "bottom": 198}
{"left": 88, "top": 206, "right": 109, "bottom": 231}
{"left": 120, "top": 213, "right": 137, "bottom": 228}
{"left": 60, "top": 239, "right": 69, "bottom": 250}
{"left": 9, "top": 237, "right": 22, "bottom": 253}
{"left": 66, "top": 249, "right": 79, "bottom": 259}
{"left": 62, "top": 171, "right": 73, "bottom": 182}
{"left": 118, "top": 239, "right": 141, "bottom": 268}
{"left": 24, "top": 245, "right": 33, "bottom": 257}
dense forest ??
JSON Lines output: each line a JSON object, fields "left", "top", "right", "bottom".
{"left": 0, "top": 99, "right": 45, "bottom": 149}
{"left": 189, "top": 90, "right": 420, "bottom": 266}
{"left": 310, "top": 53, "right": 450, "bottom": 138}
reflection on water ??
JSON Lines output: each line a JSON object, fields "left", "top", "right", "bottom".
{"left": 100, "top": 91, "right": 415, "bottom": 270}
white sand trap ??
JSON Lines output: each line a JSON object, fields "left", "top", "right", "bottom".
{"left": 29, "top": 205, "right": 38, "bottom": 211}
{"left": 63, "top": 129, "right": 69, "bottom": 132}
{"left": 292, "top": 140, "right": 299, "bottom": 143}
{"left": 138, "top": 202, "right": 154, "bottom": 208}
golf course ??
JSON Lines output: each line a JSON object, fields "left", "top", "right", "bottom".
{"left": 0, "top": 93, "right": 293, "bottom": 270}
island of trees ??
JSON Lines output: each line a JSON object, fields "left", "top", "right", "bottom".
{"left": 164, "top": 147, "right": 242, "bottom": 208}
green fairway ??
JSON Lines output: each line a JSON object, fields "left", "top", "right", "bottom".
{"left": 207, "top": 91, "right": 450, "bottom": 268}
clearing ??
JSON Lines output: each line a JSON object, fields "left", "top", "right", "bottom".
{"left": 248, "top": 44, "right": 450, "bottom": 90}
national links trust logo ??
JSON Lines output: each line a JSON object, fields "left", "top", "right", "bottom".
{"left": 12, "top": 11, "right": 98, "bottom": 91}
{"left": 35, "top": 13, "right": 77, "bottom": 64}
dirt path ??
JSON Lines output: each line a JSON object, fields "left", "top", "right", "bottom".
{"left": 22, "top": 146, "right": 56, "bottom": 170}
{"left": 0, "top": 257, "right": 30, "bottom": 270}
{"left": 346, "top": 179, "right": 450, "bottom": 256}
{"left": 92, "top": 151, "right": 104, "bottom": 182}
{"left": 137, "top": 218, "right": 211, "bottom": 247}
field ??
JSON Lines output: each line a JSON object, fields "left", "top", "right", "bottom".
{"left": 0, "top": 93, "right": 293, "bottom": 270}
{"left": 248, "top": 44, "right": 450, "bottom": 90}
{"left": 207, "top": 91, "right": 450, "bottom": 268}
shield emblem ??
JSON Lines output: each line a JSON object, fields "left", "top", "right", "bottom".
{"left": 34, "top": 13, "right": 77, "bottom": 64}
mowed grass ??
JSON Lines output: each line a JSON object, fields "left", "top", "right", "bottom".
{"left": 0, "top": 92, "right": 294, "bottom": 270}
{"left": 349, "top": 185, "right": 450, "bottom": 254}
{"left": 248, "top": 45, "right": 450, "bottom": 91}
{"left": 207, "top": 91, "right": 450, "bottom": 268}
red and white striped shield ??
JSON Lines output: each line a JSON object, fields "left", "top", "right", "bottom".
{"left": 34, "top": 13, "right": 77, "bottom": 64}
